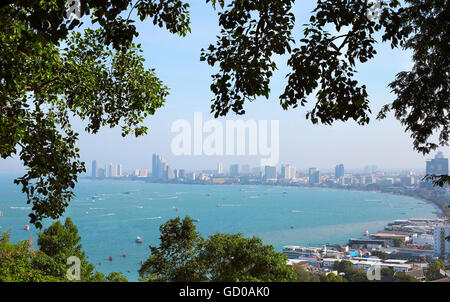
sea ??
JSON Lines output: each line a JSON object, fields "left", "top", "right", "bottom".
{"left": 0, "top": 175, "right": 439, "bottom": 281}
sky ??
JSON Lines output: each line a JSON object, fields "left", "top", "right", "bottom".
{"left": 1, "top": 0, "right": 448, "bottom": 175}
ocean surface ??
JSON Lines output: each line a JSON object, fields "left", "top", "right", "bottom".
{"left": 0, "top": 175, "right": 439, "bottom": 281}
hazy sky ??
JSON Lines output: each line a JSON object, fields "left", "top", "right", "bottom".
{"left": 1, "top": 1, "right": 448, "bottom": 175}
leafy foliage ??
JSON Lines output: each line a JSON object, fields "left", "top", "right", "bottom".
{"left": 139, "top": 216, "right": 297, "bottom": 282}
{"left": 1, "top": 3, "right": 169, "bottom": 227}
{"left": 201, "top": 0, "right": 295, "bottom": 117}
{"left": 0, "top": 232, "right": 59, "bottom": 281}
{"left": 199, "top": 233, "right": 297, "bottom": 281}
{"left": 1, "top": 0, "right": 449, "bottom": 226}
{"left": 33, "top": 217, "right": 96, "bottom": 281}
{"left": 202, "top": 0, "right": 448, "bottom": 184}
{"left": 0, "top": 218, "right": 128, "bottom": 282}
{"left": 333, "top": 260, "right": 370, "bottom": 282}
{"left": 425, "top": 259, "right": 447, "bottom": 281}
{"left": 319, "top": 272, "right": 347, "bottom": 282}
{"left": 139, "top": 216, "right": 207, "bottom": 281}
{"left": 294, "top": 265, "right": 320, "bottom": 282}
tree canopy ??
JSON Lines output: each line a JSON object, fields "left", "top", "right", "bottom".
{"left": 1, "top": 0, "right": 448, "bottom": 226}
{"left": 0, "top": 218, "right": 128, "bottom": 281}
{"left": 139, "top": 216, "right": 297, "bottom": 282}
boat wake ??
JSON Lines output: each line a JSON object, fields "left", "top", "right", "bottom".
{"left": 97, "top": 213, "right": 116, "bottom": 217}
{"left": 9, "top": 206, "right": 31, "bottom": 210}
{"left": 161, "top": 196, "right": 178, "bottom": 200}
{"left": 141, "top": 216, "right": 162, "bottom": 220}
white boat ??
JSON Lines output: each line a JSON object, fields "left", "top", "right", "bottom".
{"left": 192, "top": 218, "right": 200, "bottom": 222}
{"left": 136, "top": 236, "right": 143, "bottom": 243}
{"left": 24, "top": 225, "right": 30, "bottom": 231}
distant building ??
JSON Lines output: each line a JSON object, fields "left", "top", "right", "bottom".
{"left": 281, "top": 165, "right": 296, "bottom": 180}
{"left": 401, "top": 176, "right": 415, "bottom": 186}
{"left": 217, "top": 162, "right": 223, "bottom": 175}
{"left": 434, "top": 224, "right": 450, "bottom": 259}
{"left": 379, "top": 178, "right": 394, "bottom": 186}
{"left": 111, "top": 164, "right": 118, "bottom": 177}
{"left": 308, "top": 168, "right": 320, "bottom": 184}
{"left": 152, "top": 154, "right": 163, "bottom": 178}
{"left": 264, "top": 166, "right": 277, "bottom": 181}
{"left": 139, "top": 169, "right": 149, "bottom": 177}
{"left": 341, "top": 175, "right": 353, "bottom": 185}
{"left": 105, "top": 163, "right": 112, "bottom": 178}
{"left": 97, "top": 168, "right": 105, "bottom": 178}
{"left": 166, "top": 166, "right": 175, "bottom": 180}
{"left": 91, "top": 160, "right": 97, "bottom": 178}
{"left": 364, "top": 165, "right": 378, "bottom": 174}
{"left": 335, "top": 164, "right": 344, "bottom": 179}
{"left": 117, "top": 164, "right": 123, "bottom": 177}
{"left": 230, "top": 164, "right": 239, "bottom": 177}
{"left": 426, "top": 152, "right": 448, "bottom": 176}
{"left": 364, "top": 175, "right": 376, "bottom": 184}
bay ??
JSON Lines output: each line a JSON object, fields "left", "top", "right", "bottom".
{"left": 0, "top": 175, "right": 438, "bottom": 281}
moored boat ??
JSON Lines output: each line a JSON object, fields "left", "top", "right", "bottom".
{"left": 136, "top": 236, "right": 143, "bottom": 243}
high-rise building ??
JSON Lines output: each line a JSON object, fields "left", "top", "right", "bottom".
{"left": 111, "top": 164, "right": 118, "bottom": 177}
{"left": 308, "top": 168, "right": 320, "bottom": 184}
{"left": 281, "top": 164, "right": 296, "bottom": 180}
{"left": 117, "top": 164, "right": 123, "bottom": 177}
{"left": 179, "top": 169, "right": 186, "bottom": 179}
{"left": 335, "top": 164, "right": 344, "bottom": 179}
{"left": 426, "top": 152, "right": 449, "bottom": 176}
{"left": 264, "top": 166, "right": 277, "bottom": 180}
{"left": 434, "top": 224, "right": 450, "bottom": 259}
{"left": 152, "top": 154, "right": 164, "bottom": 178}
{"left": 91, "top": 160, "right": 97, "bottom": 178}
{"left": 105, "top": 163, "right": 112, "bottom": 178}
{"left": 97, "top": 168, "right": 105, "bottom": 178}
{"left": 166, "top": 165, "right": 175, "bottom": 180}
{"left": 230, "top": 164, "right": 239, "bottom": 177}
{"left": 217, "top": 162, "right": 223, "bottom": 175}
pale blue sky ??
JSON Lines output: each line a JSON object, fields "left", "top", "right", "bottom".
{"left": 1, "top": 1, "right": 448, "bottom": 174}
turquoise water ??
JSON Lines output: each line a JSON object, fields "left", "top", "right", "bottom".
{"left": 0, "top": 175, "right": 438, "bottom": 281}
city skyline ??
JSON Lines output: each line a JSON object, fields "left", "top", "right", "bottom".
{"left": 89, "top": 152, "right": 449, "bottom": 181}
